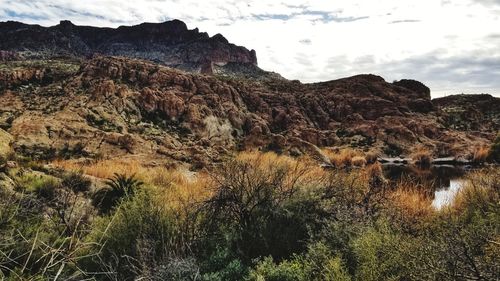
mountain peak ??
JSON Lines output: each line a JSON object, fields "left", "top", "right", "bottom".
{"left": 0, "top": 19, "right": 258, "bottom": 75}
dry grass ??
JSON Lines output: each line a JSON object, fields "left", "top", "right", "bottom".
{"left": 364, "top": 162, "right": 383, "bottom": 180}
{"left": 323, "top": 148, "right": 365, "bottom": 168}
{"left": 365, "top": 151, "right": 379, "bottom": 164}
{"left": 0, "top": 128, "right": 13, "bottom": 157}
{"left": 410, "top": 145, "right": 433, "bottom": 166}
{"left": 235, "top": 151, "right": 326, "bottom": 185}
{"left": 472, "top": 146, "right": 490, "bottom": 163}
{"left": 451, "top": 168, "right": 499, "bottom": 211}
{"left": 389, "top": 187, "right": 434, "bottom": 221}
{"left": 351, "top": 156, "right": 367, "bottom": 167}
{"left": 52, "top": 158, "right": 186, "bottom": 188}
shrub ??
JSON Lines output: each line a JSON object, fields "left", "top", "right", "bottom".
{"left": 410, "top": 146, "right": 432, "bottom": 167}
{"left": 84, "top": 191, "right": 184, "bottom": 281}
{"left": 14, "top": 173, "right": 60, "bottom": 200}
{"left": 92, "top": 173, "right": 143, "bottom": 213}
{"left": 61, "top": 171, "right": 92, "bottom": 192}
{"left": 472, "top": 146, "right": 489, "bottom": 163}
{"left": 248, "top": 243, "right": 352, "bottom": 281}
{"left": 34, "top": 178, "right": 59, "bottom": 199}
{"left": 351, "top": 223, "right": 407, "bottom": 281}
{"left": 248, "top": 256, "right": 310, "bottom": 281}
{"left": 203, "top": 152, "right": 314, "bottom": 261}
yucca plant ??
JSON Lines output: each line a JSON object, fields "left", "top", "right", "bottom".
{"left": 92, "top": 173, "right": 143, "bottom": 213}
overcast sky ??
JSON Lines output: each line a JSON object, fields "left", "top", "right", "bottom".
{"left": 1, "top": 0, "right": 499, "bottom": 97}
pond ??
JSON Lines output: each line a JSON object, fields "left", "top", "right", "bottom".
{"left": 382, "top": 164, "right": 469, "bottom": 210}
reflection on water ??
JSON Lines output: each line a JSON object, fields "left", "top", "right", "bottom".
{"left": 432, "top": 179, "right": 464, "bottom": 209}
{"left": 382, "top": 164, "right": 468, "bottom": 209}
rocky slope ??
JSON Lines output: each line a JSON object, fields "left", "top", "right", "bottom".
{"left": 0, "top": 54, "right": 496, "bottom": 168}
{"left": 0, "top": 20, "right": 262, "bottom": 76}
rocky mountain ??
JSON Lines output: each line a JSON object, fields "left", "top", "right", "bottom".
{"left": 0, "top": 20, "right": 498, "bottom": 168}
{"left": 0, "top": 20, "right": 261, "bottom": 75}
{"left": 1, "top": 54, "right": 497, "bottom": 168}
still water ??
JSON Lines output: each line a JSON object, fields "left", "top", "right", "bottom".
{"left": 382, "top": 164, "right": 468, "bottom": 210}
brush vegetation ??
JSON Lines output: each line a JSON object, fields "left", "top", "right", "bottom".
{"left": 0, "top": 151, "right": 499, "bottom": 280}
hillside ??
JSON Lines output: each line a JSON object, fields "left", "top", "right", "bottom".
{"left": 0, "top": 20, "right": 498, "bottom": 168}
{"left": 0, "top": 19, "right": 499, "bottom": 281}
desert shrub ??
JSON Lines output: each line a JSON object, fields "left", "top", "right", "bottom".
{"left": 92, "top": 173, "right": 143, "bottom": 213}
{"left": 0, "top": 183, "right": 93, "bottom": 280}
{"left": 383, "top": 143, "right": 402, "bottom": 157}
{"left": 202, "top": 152, "right": 321, "bottom": 262}
{"left": 410, "top": 145, "right": 432, "bottom": 167}
{"left": 201, "top": 249, "right": 247, "bottom": 281}
{"left": 351, "top": 223, "right": 408, "bottom": 281}
{"left": 84, "top": 191, "right": 186, "bottom": 281}
{"left": 248, "top": 256, "right": 310, "bottom": 281}
{"left": 34, "top": 177, "right": 59, "bottom": 199}
{"left": 14, "top": 173, "right": 60, "bottom": 200}
{"left": 62, "top": 170, "right": 92, "bottom": 192}
{"left": 248, "top": 243, "right": 352, "bottom": 281}
{"left": 406, "top": 168, "right": 500, "bottom": 280}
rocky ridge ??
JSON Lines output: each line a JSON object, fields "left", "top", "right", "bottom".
{"left": 0, "top": 55, "right": 496, "bottom": 168}
{"left": 0, "top": 20, "right": 260, "bottom": 76}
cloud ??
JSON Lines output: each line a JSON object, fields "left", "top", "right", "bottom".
{"left": 299, "top": 39, "right": 312, "bottom": 45}
{"left": 389, "top": 19, "right": 421, "bottom": 24}
{"left": 0, "top": 0, "right": 498, "bottom": 97}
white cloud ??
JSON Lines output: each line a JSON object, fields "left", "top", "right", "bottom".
{"left": 0, "top": 0, "right": 499, "bottom": 97}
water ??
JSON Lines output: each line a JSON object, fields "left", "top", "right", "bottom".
{"left": 431, "top": 179, "right": 464, "bottom": 209}
{"left": 382, "top": 164, "right": 468, "bottom": 210}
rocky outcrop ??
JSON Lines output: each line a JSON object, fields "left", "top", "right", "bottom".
{"left": 433, "top": 94, "right": 500, "bottom": 133}
{"left": 1, "top": 55, "right": 496, "bottom": 167}
{"left": 0, "top": 20, "right": 258, "bottom": 76}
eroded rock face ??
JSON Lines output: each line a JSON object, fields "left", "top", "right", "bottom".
{"left": 0, "top": 55, "right": 496, "bottom": 167}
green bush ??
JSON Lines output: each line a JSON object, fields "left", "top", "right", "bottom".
{"left": 14, "top": 173, "right": 60, "bottom": 200}
{"left": 248, "top": 243, "right": 352, "bottom": 281}
{"left": 202, "top": 157, "right": 317, "bottom": 262}
{"left": 92, "top": 173, "right": 143, "bottom": 213}
{"left": 84, "top": 191, "right": 184, "bottom": 280}
{"left": 351, "top": 223, "right": 407, "bottom": 281}
{"left": 249, "top": 256, "right": 310, "bottom": 281}
{"left": 62, "top": 170, "right": 91, "bottom": 193}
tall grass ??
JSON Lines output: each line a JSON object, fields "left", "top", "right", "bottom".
{"left": 322, "top": 148, "right": 365, "bottom": 168}
{"left": 472, "top": 146, "right": 490, "bottom": 163}
{"left": 410, "top": 146, "right": 432, "bottom": 166}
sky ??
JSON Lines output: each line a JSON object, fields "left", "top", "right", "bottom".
{"left": 1, "top": 0, "right": 499, "bottom": 98}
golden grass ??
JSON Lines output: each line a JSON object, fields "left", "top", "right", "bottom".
{"left": 389, "top": 187, "right": 434, "bottom": 221}
{"left": 451, "top": 168, "right": 499, "bottom": 212}
{"left": 351, "top": 156, "right": 367, "bottom": 167}
{"left": 323, "top": 148, "right": 365, "bottom": 168}
{"left": 364, "top": 151, "right": 379, "bottom": 164}
{"left": 472, "top": 146, "right": 490, "bottom": 163}
{"left": 52, "top": 158, "right": 185, "bottom": 187}
{"left": 0, "top": 128, "right": 13, "bottom": 157}
{"left": 410, "top": 145, "right": 433, "bottom": 166}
